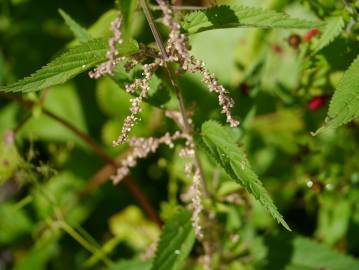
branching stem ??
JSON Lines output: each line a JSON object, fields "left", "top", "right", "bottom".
{"left": 139, "top": 0, "right": 211, "bottom": 198}
{"left": 0, "top": 92, "right": 162, "bottom": 226}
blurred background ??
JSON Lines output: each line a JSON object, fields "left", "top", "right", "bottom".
{"left": 1, "top": 0, "right": 359, "bottom": 269}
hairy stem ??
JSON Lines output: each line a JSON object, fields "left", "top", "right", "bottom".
{"left": 139, "top": 0, "right": 211, "bottom": 198}
{"left": 0, "top": 92, "right": 162, "bottom": 226}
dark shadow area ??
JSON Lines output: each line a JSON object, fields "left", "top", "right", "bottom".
{"left": 263, "top": 233, "right": 294, "bottom": 270}
{"left": 205, "top": 5, "right": 239, "bottom": 27}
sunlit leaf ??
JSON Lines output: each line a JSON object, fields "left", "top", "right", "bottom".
{"left": 151, "top": 208, "right": 195, "bottom": 270}
{"left": 316, "top": 54, "right": 359, "bottom": 132}
{"left": 182, "top": 4, "right": 323, "bottom": 34}
{"left": 262, "top": 233, "right": 359, "bottom": 270}
{"left": 313, "top": 16, "right": 344, "bottom": 54}
{"left": 198, "top": 121, "right": 290, "bottom": 231}
{"left": 0, "top": 38, "right": 139, "bottom": 93}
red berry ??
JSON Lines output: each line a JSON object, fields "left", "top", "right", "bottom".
{"left": 304, "top": 28, "right": 320, "bottom": 42}
{"left": 288, "top": 34, "right": 302, "bottom": 49}
{"left": 308, "top": 96, "right": 327, "bottom": 111}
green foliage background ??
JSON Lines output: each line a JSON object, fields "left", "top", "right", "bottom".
{"left": 1, "top": 0, "right": 359, "bottom": 269}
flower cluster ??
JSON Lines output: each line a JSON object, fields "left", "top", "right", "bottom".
{"left": 112, "top": 59, "right": 164, "bottom": 146}
{"left": 111, "top": 131, "right": 186, "bottom": 184}
{"left": 91, "top": 1, "right": 239, "bottom": 147}
{"left": 89, "top": 15, "right": 123, "bottom": 79}
{"left": 93, "top": 3, "right": 236, "bottom": 262}
{"left": 156, "top": 0, "right": 239, "bottom": 127}
{"left": 190, "top": 168, "right": 204, "bottom": 239}
{"left": 179, "top": 135, "right": 204, "bottom": 239}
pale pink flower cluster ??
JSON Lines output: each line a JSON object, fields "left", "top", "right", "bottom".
{"left": 179, "top": 136, "right": 204, "bottom": 239}
{"left": 141, "top": 242, "right": 157, "bottom": 261}
{"left": 156, "top": 0, "right": 239, "bottom": 127}
{"left": 190, "top": 168, "right": 204, "bottom": 239}
{"left": 111, "top": 131, "right": 185, "bottom": 184}
{"left": 89, "top": 15, "right": 123, "bottom": 79}
{"left": 112, "top": 59, "right": 164, "bottom": 146}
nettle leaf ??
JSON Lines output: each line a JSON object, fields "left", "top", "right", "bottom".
{"left": 0, "top": 38, "right": 139, "bottom": 93}
{"left": 316, "top": 54, "right": 359, "bottom": 133}
{"left": 58, "top": 9, "right": 170, "bottom": 108}
{"left": 262, "top": 233, "right": 359, "bottom": 270}
{"left": 313, "top": 16, "right": 344, "bottom": 54}
{"left": 198, "top": 121, "right": 290, "bottom": 231}
{"left": 151, "top": 208, "right": 195, "bottom": 270}
{"left": 182, "top": 4, "right": 323, "bottom": 34}
{"left": 59, "top": 9, "right": 92, "bottom": 43}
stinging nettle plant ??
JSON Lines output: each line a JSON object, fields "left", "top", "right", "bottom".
{"left": 1, "top": 0, "right": 314, "bottom": 266}
{"left": 5, "top": 0, "right": 359, "bottom": 269}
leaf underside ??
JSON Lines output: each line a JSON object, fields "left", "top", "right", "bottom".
{"left": 198, "top": 121, "right": 290, "bottom": 231}
{"left": 182, "top": 4, "right": 323, "bottom": 34}
{"left": 317, "top": 54, "right": 359, "bottom": 132}
{"left": 150, "top": 208, "right": 195, "bottom": 270}
{"left": 0, "top": 38, "right": 138, "bottom": 94}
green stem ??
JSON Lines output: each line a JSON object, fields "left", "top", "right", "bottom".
{"left": 139, "top": 0, "right": 211, "bottom": 198}
{"left": 14, "top": 195, "right": 33, "bottom": 210}
{"left": 59, "top": 221, "right": 113, "bottom": 267}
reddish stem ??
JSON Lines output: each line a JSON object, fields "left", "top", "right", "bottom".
{"left": 0, "top": 93, "right": 162, "bottom": 226}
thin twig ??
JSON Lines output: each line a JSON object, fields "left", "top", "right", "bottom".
{"left": 0, "top": 92, "right": 162, "bottom": 226}
{"left": 139, "top": 0, "right": 211, "bottom": 198}
{"left": 14, "top": 113, "right": 32, "bottom": 133}
{"left": 59, "top": 221, "right": 113, "bottom": 267}
{"left": 81, "top": 150, "right": 131, "bottom": 194}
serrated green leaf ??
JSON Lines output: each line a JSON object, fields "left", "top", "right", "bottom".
{"left": 317, "top": 54, "right": 359, "bottom": 132}
{"left": 151, "top": 208, "right": 195, "bottom": 270}
{"left": 313, "top": 16, "right": 344, "bottom": 54}
{"left": 262, "top": 233, "right": 359, "bottom": 270}
{"left": 182, "top": 4, "right": 323, "bottom": 34}
{"left": 59, "top": 9, "right": 92, "bottom": 43}
{"left": 199, "top": 121, "right": 290, "bottom": 231}
{"left": 0, "top": 38, "right": 139, "bottom": 93}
